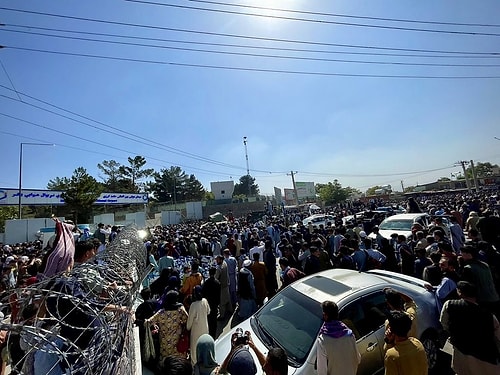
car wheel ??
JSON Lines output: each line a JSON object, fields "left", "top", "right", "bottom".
{"left": 421, "top": 334, "right": 439, "bottom": 369}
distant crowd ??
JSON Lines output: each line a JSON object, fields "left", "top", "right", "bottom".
{"left": 0, "top": 189, "right": 499, "bottom": 374}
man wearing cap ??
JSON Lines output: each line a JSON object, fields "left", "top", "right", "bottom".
{"left": 440, "top": 281, "right": 500, "bottom": 374}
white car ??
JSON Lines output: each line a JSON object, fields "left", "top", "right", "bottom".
{"left": 371, "top": 213, "right": 432, "bottom": 239}
{"left": 215, "top": 269, "right": 444, "bottom": 375}
{"left": 293, "top": 214, "right": 335, "bottom": 229}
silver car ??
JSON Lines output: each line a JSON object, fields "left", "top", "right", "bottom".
{"left": 215, "top": 269, "right": 443, "bottom": 375}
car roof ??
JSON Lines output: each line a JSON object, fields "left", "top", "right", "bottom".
{"left": 291, "top": 269, "right": 386, "bottom": 303}
{"left": 305, "top": 214, "right": 332, "bottom": 219}
{"left": 290, "top": 268, "right": 431, "bottom": 305}
{"left": 382, "top": 213, "right": 428, "bottom": 221}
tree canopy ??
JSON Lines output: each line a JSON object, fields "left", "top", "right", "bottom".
{"left": 148, "top": 166, "right": 206, "bottom": 203}
{"left": 59, "top": 167, "right": 103, "bottom": 223}
{"left": 316, "top": 180, "right": 359, "bottom": 206}
{"left": 233, "top": 175, "right": 259, "bottom": 197}
{"left": 466, "top": 162, "right": 498, "bottom": 179}
{"left": 96, "top": 156, "right": 154, "bottom": 193}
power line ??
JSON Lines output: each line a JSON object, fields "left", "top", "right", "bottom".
{"left": 124, "top": 0, "right": 500, "bottom": 37}
{"left": 4, "top": 128, "right": 496, "bottom": 187}
{"left": 4, "top": 28, "right": 500, "bottom": 68}
{"left": 0, "top": 86, "right": 281, "bottom": 174}
{"left": 0, "top": 130, "right": 237, "bottom": 180}
{"left": 188, "top": 0, "right": 500, "bottom": 28}
{"left": 0, "top": 114, "right": 244, "bottom": 177}
{"left": 2, "top": 9, "right": 498, "bottom": 55}
{"left": 5, "top": 46, "right": 500, "bottom": 79}
{"left": 296, "top": 165, "right": 455, "bottom": 178}
{"left": 5, "top": 24, "right": 500, "bottom": 59}
{"left": 0, "top": 91, "right": 248, "bottom": 171}
{"left": 0, "top": 58, "right": 23, "bottom": 101}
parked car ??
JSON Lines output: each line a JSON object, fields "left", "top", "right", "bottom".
{"left": 292, "top": 214, "right": 336, "bottom": 229}
{"left": 370, "top": 213, "right": 432, "bottom": 240}
{"left": 215, "top": 269, "right": 444, "bottom": 375}
{"left": 375, "top": 206, "right": 406, "bottom": 214}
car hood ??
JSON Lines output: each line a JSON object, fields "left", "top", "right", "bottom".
{"left": 215, "top": 317, "right": 297, "bottom": 375}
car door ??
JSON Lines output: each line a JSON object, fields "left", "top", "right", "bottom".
{"left": 340, "top": 291, "right": 388, "bottom": 375}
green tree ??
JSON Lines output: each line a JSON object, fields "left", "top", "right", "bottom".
{"left": 233, "top": 175, "right": 259, "bottom": 196}
{"left": 365, "top": 185, "right": 382, "bottom": 196}
{"left": 61, "top": 167, "right": 104, "bottom": 223}
{"left": 97, "top": 159, "right": 131, "bottom": 191}
{"left": 404, "top": 186, "right": 416, "bottom": 193}
{"left": 148, "top": 166, "right": 204, "bottom": 203}
{"left": 0, "top": 207, "right": 18, "bottom": 231}
{"left": 183, "top": 174, "right": 206, "bottom": 201}
{"left": 466, "top": 162, "right": 498, "bottom": 178}
{"left": 118, "top": 156, "right": 154, "bottom": 193}
{"left": 47, "top": 176, "right": 71, "bottom": 190}
{"left": 316, "top": 180, "right": 351, "bottom": 205}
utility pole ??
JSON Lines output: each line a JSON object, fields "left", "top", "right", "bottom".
{"left": 243, "top": 136, "right": 251, "bottom": 197}
{"left": 287, "top": 171, "right": 299, "bottom": 205}
{"left": 173, "top": 175, "right": 177, "bottom": 211}
{"left": 458, "top": 160, "right": 472, "bottom": 192}
{"left": 470, "top": 160, "right": 480, "bottom": 192}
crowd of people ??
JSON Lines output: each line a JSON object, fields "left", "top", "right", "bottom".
{"left": 0, "top": 189, "right": 499, "bottom": 374}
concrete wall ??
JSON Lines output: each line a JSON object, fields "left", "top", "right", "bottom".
{"left": 124, "top": 212, "right": 146, "bottom": 228}
{"left": 203, "top": 201, "right": 268, "bottom": 220}
{"left": 185, "top": 202, "right": 203, "bottom": 220}
{"left": 161, "top": 211, "right": 182, "bottom": 225}
{"left": 93, "top": 213, "right": 115, "bottom": 225}
{"left": 5, "top": 217, "right": 59, "bottom": 244}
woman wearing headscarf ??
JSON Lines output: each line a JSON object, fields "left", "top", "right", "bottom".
{"left": 187, "top": 285, "right": 211, "bottom": 365}
{"left": 157, "top": 275, "right": 182, "bottom": 310}
{"left": 146, "top": 290, "right": 189, "bottom": 360}
{"left": 193, "top": 334, "right": 220, "bottom": 375}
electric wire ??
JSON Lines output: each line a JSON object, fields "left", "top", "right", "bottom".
{"left": 124, "top": 0, "right": 500, "bottom": 37}
{"left": 4, "top": 28, "right": 500, "bottom": 68}
{"left": 188, "top": 0, "right": 500, "bottom": 28}
{"left": 5, "top": 24, "right": 500, "bottom": 59}
{"left": 6, "top": 46, "right": 500, "bottom": 79}
{"left": 0, "top": 130, "right": 236, "bottom": 182}
{"left": 0, "top": 91, "right": 251, "bottom": 171}
{"left": 0, "top": 112, "right": 248, "bottom": 177}
{"left": 1, "top": 7, "right": 499, "bottom": 55}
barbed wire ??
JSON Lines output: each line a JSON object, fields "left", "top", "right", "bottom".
{"left": 0, "top": 225, "right": 149, "bottom": 374}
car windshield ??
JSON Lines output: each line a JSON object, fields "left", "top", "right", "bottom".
{"left": 253, "top": 287, "right": 323, "bottom": 365}
{"left": 379, "top": 219, "right": 413, "bottom": 231}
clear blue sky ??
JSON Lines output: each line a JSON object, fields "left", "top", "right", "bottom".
{"left": 1, "top": 0, "right": 499, "bottom": 196}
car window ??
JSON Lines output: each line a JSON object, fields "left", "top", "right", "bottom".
{"left": 255, "top": 287, "right": 323, "bottom": 364}
{"left": 379, "top": 219, "right": 412, "bottom": 231}
{"left": 339, "top": 291, "right": 388, "bottom": 339}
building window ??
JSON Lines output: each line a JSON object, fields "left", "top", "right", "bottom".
{"left": 221, "top": 190, "right": 225, "bottom": 194}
